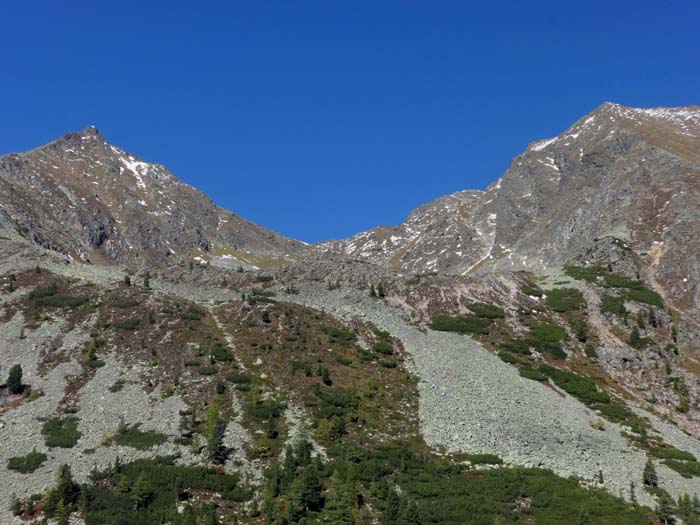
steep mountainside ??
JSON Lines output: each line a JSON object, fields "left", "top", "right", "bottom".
{"left": 0, "top": 127, "right": 305, "bottom": 267}
{"left": 2, "top": 105, "right": 700, "bottom": 525}
{"left": 316, "top": 103, "right": 700, "bottom": 313}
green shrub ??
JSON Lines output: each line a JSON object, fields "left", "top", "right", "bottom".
{"left": 525, "top": 325, "right": 568, "bottom": 358}
{"left": 68, "top": 456, "right": 249, "bottom": 523}
{"left": 247, "top": 400, "right": 284, "bottom": 421}
{"left": 114, "top": 318, "right": 139, "bottom": 330}
{"left": 7, "top": 449, "right": 48, "bottom": 473}
{"left": 333, "top": 354, "right": 353, "bottom": 366}
{"left": 209, "top": 343, "right": 233, "bottom": 362}
{"left": 622, "top": 288, "right": 663, "bottom": 307}
{"left": 431, "top": 315, "right": 491, "bottom": 335}
{"left": 36, "top": 295, "right": 88, "bottom": 308}
{"left": 536, "top": 343, "right": 567, "bottom": 359}
{"left": 662, "top": 460, "right": 700, "bottom": 478}
{"left": 628, "top": 327, "right": 653, "bottom": 349}
{"left": 545, "top": 288, "right": 585, "bottom": 312}
{"left": 372, "top": 340, "right": 394, "bottom": 355}
{"left": 354, "top": 442, "right": 651, "bottom": 525}
{"left": 197, "top": 366, "right": 218, "bottom": 376}
{"left": 539, "top": 365, "right": 610, "bottom": 404}
{"left": 461, "top": 453, "right": 503, "bottom": 465}
{"left": 111, "top": 297, "right": 139, "bottom": 308}
{"left": 569, "top": 318, "right": 588, "bottom": 342}
{"left": 497, "top": 351, "right": 518, "bottom": 364}
{"left": 649, "top": 446, "right": 696, "bottom": 462}
{"left": 225, "top": 371, "right": 252, "bottom": 385}
{"left": 591, "top": 403, "right": 645, "bottom": 430}
{"left": 114, "top": 423, "right": 168, "bottom": 450}
{"left": 588, "top": 273, "right": 665, "bottom": 306}
{"left": 379, "top": 358, "right": 398, "bottom": 368}
{"left": 519, "top": 366, "right": 547, "bottom": 381}
{"left": 373, "top": 328, "right": 392, "bottom": 340}
{"left": 563, "top": 265, "right": 607, "bottom": 282}
{"left": 256, "top": 275, "right": 274, "bottom": 282}
{"left": 528, "top": 322, "right": 567, "bottom": 343}
{"left": 322, "top": 326, "right": 356, "bottom": 345}
{"left": 601, "top": 294, "right": 627, "bottom": 316}
{"left": 109, "top": 379, "right": 126, "bottom": 393}
{"left": 249, "top": 294, "right": 277, "bottom": 304}
{"left": 314, "top": 387, "right": 358, "bottom": 421}
{"left": 524, "top": 324, "right": 568, "bottom": 358}
{"left": 468, "top": 303, "right": 505, "bottom": 319}
{"left": 181, "top": 307, "right": 204, "bottom": 320}
{"left": 499, "top": 339, "right": 532, "bottom": 355}
{"left": 357, "top": 348, "right": 374, "bottom": 363}
{"left": 30, "top": 283, "right": 57, "bottom": 298}
{"left": 602, "top": 273, "right": 642, "bottom": 289}
{"left": 520, "top": 282, "right": 544, "bottom": 297}
{"left": 584, "top": 345, "right": 598, "bottom": 360}
{"left": 251, "top": 288, "right": 276, "bottom": 297}
{"left": 42, "top": 417, "right": 81, "bottom": 448}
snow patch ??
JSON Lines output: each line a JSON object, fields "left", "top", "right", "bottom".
{"left": 530, "top": 137, "right": 557, "bottom": 151}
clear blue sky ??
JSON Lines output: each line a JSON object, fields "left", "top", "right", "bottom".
{"left": 2, "top": 1, "right": 698, "bottom": 243}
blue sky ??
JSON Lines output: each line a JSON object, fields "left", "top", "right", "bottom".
{"left": 2, "top": 1, "right": 698, "bottom": 243}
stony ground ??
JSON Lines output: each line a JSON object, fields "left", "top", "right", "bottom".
{"left": 2, "top": 242, "right": 699, "bottom": 522}
{"left": 283, "top": 282, "right": 700, "bottom": 507}
{"left": 0, "top": 314, "right": 192, "bottom": 524}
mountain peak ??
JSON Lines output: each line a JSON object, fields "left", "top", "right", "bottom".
{"left": 81, "top": 124, "right": 102, "bottom": 138}
{"left": 592, "top": 102, "right": 700, "bottom": 135}
{"left": 0, "top": 126, "right": 305, "bottom": 266}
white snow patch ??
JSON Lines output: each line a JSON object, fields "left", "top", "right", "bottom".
{"left": 531, "top": 137, "right": 557, "bottom": 151}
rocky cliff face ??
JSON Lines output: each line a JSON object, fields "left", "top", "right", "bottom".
{"left": 315, "top": 103, "right": 700, "bottom": 314}
{"left": 0, "top": 127, "right": 305, "bottom": 267}
{"left": 315, "top": 190, "right": 487, "bottom": 273}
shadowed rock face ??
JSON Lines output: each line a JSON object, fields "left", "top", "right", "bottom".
{"left": 314, "top": 103, "right": 700, "bottom": 313}
{"left": 0, "top": 126, "right": 305, "bottom": 266}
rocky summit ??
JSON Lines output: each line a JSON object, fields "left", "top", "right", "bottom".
{"left": 1, "top": 104, "right": 700, "bottom": 525}
{"left": 0, "top": 126, "right": 305, "bottom": 268}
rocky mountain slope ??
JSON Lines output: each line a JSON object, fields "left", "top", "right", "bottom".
{"left": 0, "top": 127, "right": 305, "bottom": 268}
{"left": 1, "top": 104, "right": 700, "bottom": 524}
{"left": 316, "top": 102, "right": 700, "bottom": 316}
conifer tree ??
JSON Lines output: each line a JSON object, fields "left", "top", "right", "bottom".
{"left": 648, "top": 308, "right": 657, "bottom": 327}
{"left": 10, "top": 493, "right": 20, "bottom": 516}
{"left": 130, "top": 473, "right": 153, "bottom": 510}
{"left": 382, "top": 489, "right": 401, "bottom": 524}
{"left": 7, "top": 364, "right": 23, "bottom": 394}
{"left": 266, "top": 413, "right": 278, "bottom": 439}
{"left": 656, "top": 491, "right": 676, "bottom": 524}
{"left": 643, "top": 458, "right": 658, "bottom": 488}
{"left": 300, "top": 464, "right": 323, "bottom": 511}
{"left": 321, "top": 367, "right": 332, "bottom": 386}
{"left": 629, "top": 326, "right": 643, "bottom": 348}
{"left": 207, "top": 418, "right": 227, "bottom": 464}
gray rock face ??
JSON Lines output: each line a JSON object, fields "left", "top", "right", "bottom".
{"left": 0, "top": 127, "right": 305, "bottom": 267}
{"left": 314, "top": 103, "right": 700, "bottom": 315}
{"left": 316, "top": 190, "right": 488, "bottom": 273}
